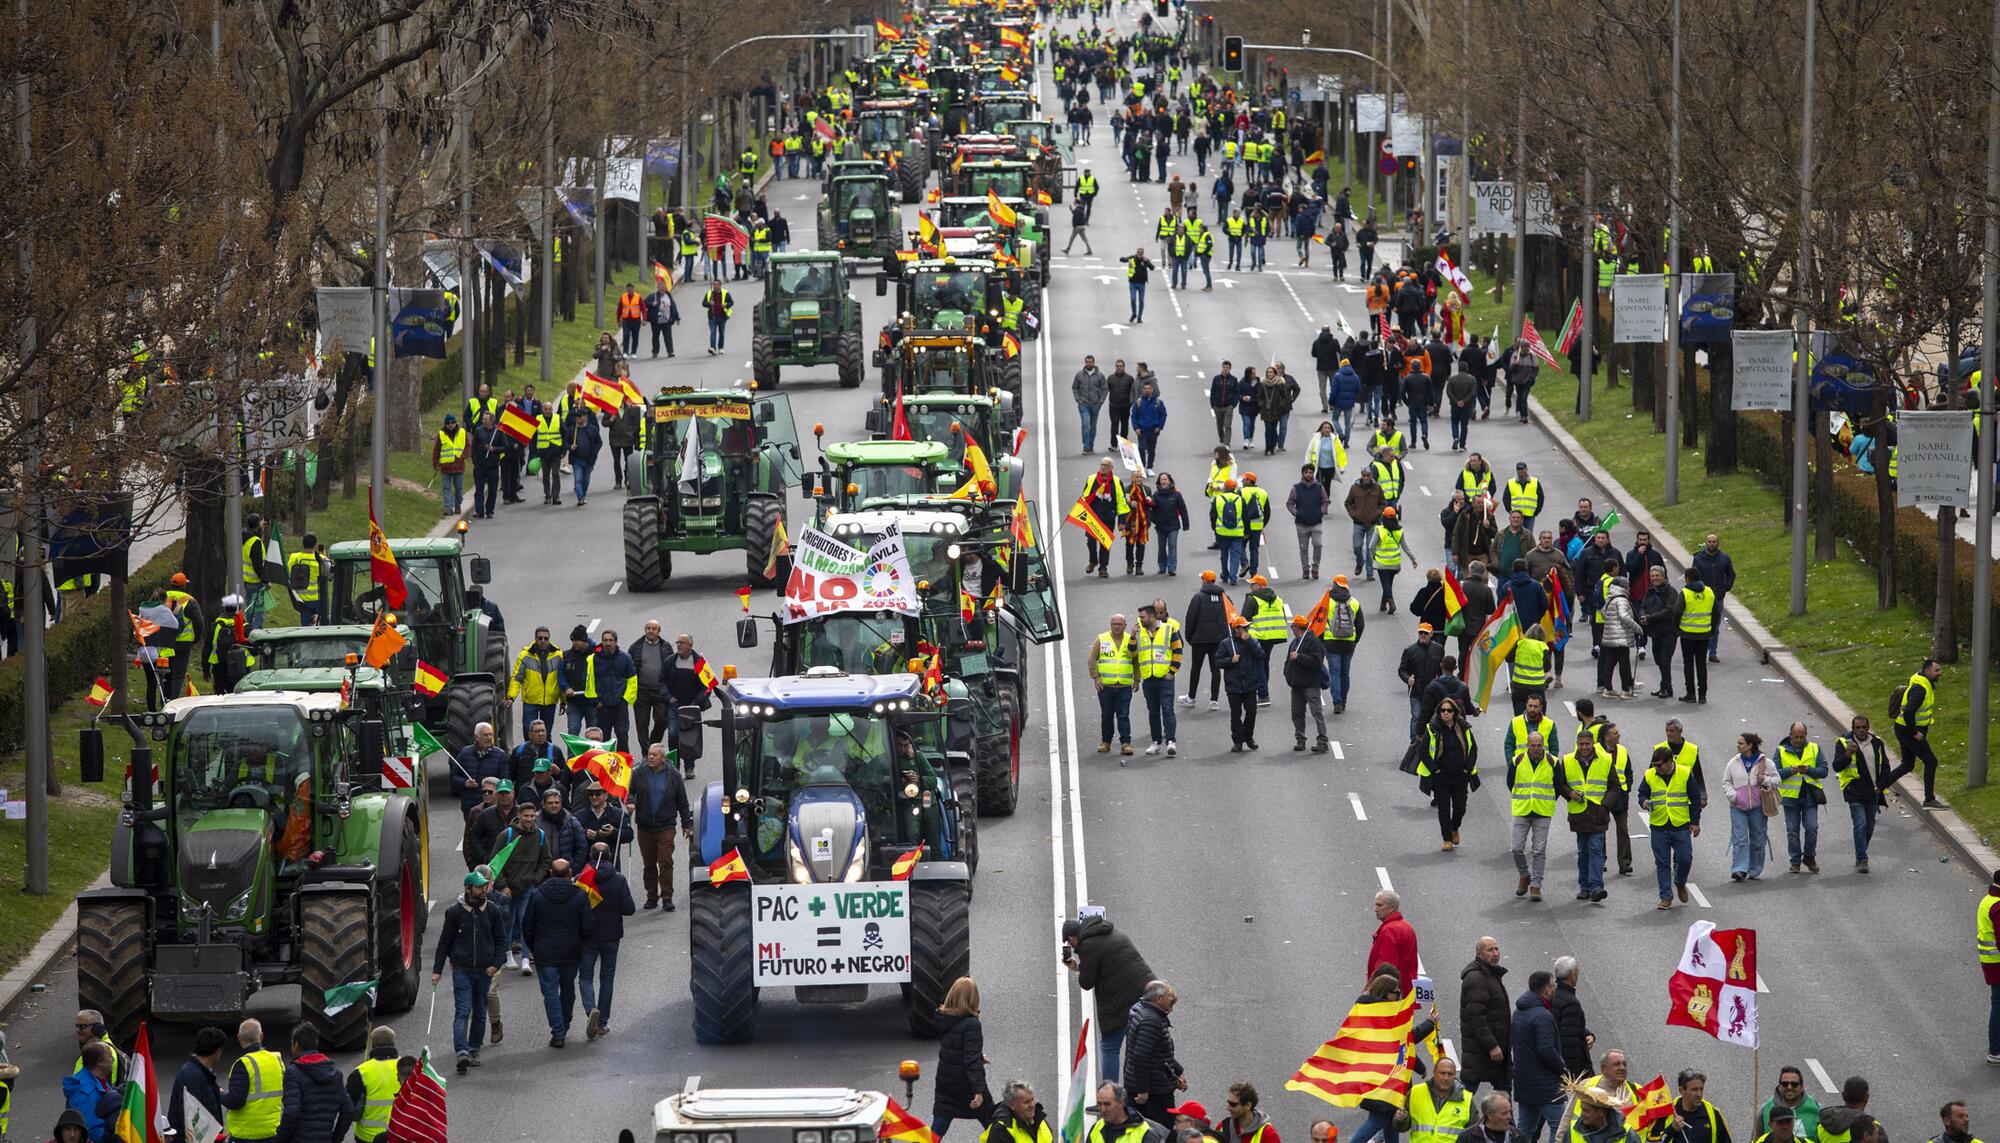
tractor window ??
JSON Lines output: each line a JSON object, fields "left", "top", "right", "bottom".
{"left": 171, "top": 706, "right": 310, "bottom": 826}
{"left": 798, "top": 613, "right": 911, "bottom": 673}
{"left": 1004, "top": 513, "right": 1066, "bottom": 644}
{"left": 758, "top": 712, "right": 892, "bottom": 789}
{"left": 848, "top": 463, "right": 933, "bottom": 505}
{"left": 774, "top": 263, "right": 834, "bottom": 301}
{"left": 858, "top": 115, "right": 907, "bottom": 146}
{"left": 914, "top": 271, "right": 986, "bottom": 316}
{"left": 839, "top": 180, "right": 885, "bottom": 215}
{"left": 908, "top": 409, "right": 971, "bottom": 461}
{"left": 754, "top": 393, "right": 803, "bottom": 485}
{"left": 255, "top": 635, "right": 362, "bottom": 670}
{"left": 974, "top": 172, "right": 1026, "bottom": 199}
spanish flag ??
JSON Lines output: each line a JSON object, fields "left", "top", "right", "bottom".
{"left": 497, "top": 401, "right": 538, "bottom": 446}
{"left": 693, "top": 654, "right": 719, "bottom": 692}
{"left": 737, "top": 585, "right": 754, "bottom": 612}
{"left": 949, "top": 434, "right": 997, "bottom": 500}
{"left": 1002, "top": 331, "right": 1022, "bottom": 359}
{"left": 875, "top": 17, "right": 902, "bottom": 40}
{"left": 369, "top": 507, "right": 409, "bottom": 609}
{"left": 87, "top": 677, "right": 113, "bottom": 707}
{"left": 917, "top": 211, "right": 941, "bottom": 254}
{"left": 709, "top": 847, "right": 751, "bottom": 887}
{"left": 998, "top": 26, "right": 1028, "bottom": 50}
{"left": 880, "top": 1098, "right": 937, "bottom": 1143}
{"left": 1305, "top": 149, "right": 1326, "bottom": 164}
{"left": 412, "top": 659, "right": 447, "bottom": 696}
{"left": 581, "top": 371, "right": 626, "bottom": 414}
{"left": 999, "top": 64, "right": 1020, "bottom": 83}
{"left": 1628, "top": 1076, "right": 1673, "bottom": 1133}
{"left": 1034, "top": 189, "right": 1053, "bottom": 206}
{"left": 1285, "top": 992, "right": 1418, "bottom": 1108}
{"left": 1010, "top": 493, "right": 1035, "bottom": 551}
{"left": 575, "top": 748, "right": 634, "bottom": 799}
{"left": 652, "top": 259, "right": 675, "bottom": 291}
{"left": 986, "top": 187, "right": 1019, "bottom": 229}
{"left": 576, "top": 862, "right": 604, "bottom": 907}
{"left": 891, "top": 844, "right": 924, "bottom": 879}
{"left": 618, "top": 375, "right": 645, "bottom": 405}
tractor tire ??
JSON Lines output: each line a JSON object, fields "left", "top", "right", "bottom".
{"left": 999, "top": 355, "right": 1023, "bottom": 397}
{"left": 622, "top": 498, "right": 667, "bottom": 591}
{"left": 372, "top": 821, "right": 425, "bottom": 1014}
{"left": 976, "top": 689, "right": 1021, "bottom": 816}
{"left": 482, "top": 626, "right": 508, "bottom": 679}
{"left": 299, "top": 892, "right": 373, "bottom": 1050}
{"left": 743, "top": 496, "right": 791, "bottom": 588}
{"left": 752, "top": 335, "right": 780, "bottom": 389}
{"left": 444, "top": 678, "right": 500, "bottom": 760}
{"left": 76, "top": 897, "right": 148, "bottom": 1047}
{"left": 900, "top": 157, "right": 924, "bottom": 204}
{"left": 949, "top": 763, "right": 979, "bottom": 874}
{"left": 688, "top": 882, "right": 759, "bottom": 1044}
{"left": 837, "top": 330, "right": 866, "bottom": 389}
{"left": 904, "top": 879, "right": 972, "bottom": 1038}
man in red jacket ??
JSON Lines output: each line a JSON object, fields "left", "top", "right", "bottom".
{"left": 1366, "top": 890, "right": 1419, "bottom": 995}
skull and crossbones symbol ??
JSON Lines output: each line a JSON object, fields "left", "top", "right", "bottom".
{"left": 863, "top": 922, "right": 884, "bottom": 951}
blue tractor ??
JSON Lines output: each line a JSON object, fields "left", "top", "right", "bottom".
{"left": 687, "top": 667, "right": 975, "bottom": 1043}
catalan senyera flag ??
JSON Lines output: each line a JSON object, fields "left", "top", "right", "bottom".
{"left": 986, "top": 187, "right": 1019, "bottom": 229}
{"left": 1064, "top": 489, "right": 1114, "bottom": 548}
{"left": 1627, "top": 1075, "right": 1673, "bottom": 1134}
{"left": 496, "top": 402, "right": 537, "bottom": 446}
{"left": 881, "top": 1097, "right": 938, "bottom": 1143}
{"left": 652, "top": 259, "right": 675, "bottom": 292}
{"left": 875, "top": 17, "right": 902, "bottom": 40}
{"left": 369, "top": 507, "right": 409, "bottom": 609}
{"left": 709, "top": 847, "right": 751, "bottom": 887}
{"left": 575, "top": 862, "right": 604, "bottom": 907}
{"left": 363, "top": 610, "right": 407, "bottom": 668}
{"left": 87, "top": 677, "right": 113, "bottom": 707}
{"left": 412, "top": 659, "right": 447, "bottom": 696}
{"left": 891, "top": 844, "right": 924, "bottom": 879}
{"left": 1285, "top": 991, "right": 1419, "bottom": 1108}
{"left": 581, "top": 372, "right": 626, "bottom": 414}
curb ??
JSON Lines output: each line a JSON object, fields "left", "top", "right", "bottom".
{"left": 1526, "top": 393, "right": 2000, "bottom": 879}
{"left": 0, "top": 507, "right": 470, "bottom": 1022}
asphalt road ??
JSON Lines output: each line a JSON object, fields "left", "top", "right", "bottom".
{"left": 3, "top": 12, "right": 1992, "bottom": 1142}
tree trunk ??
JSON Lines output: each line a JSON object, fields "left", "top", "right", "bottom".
{"left": 1633, "top": 343, "right": 1658, "bottom": 418}
{"left": 1936, "top": 326, "right": 1963, "bottom": 659}
{"left": 514, "top": 287, "right": 527, "bottom": 365}
{"left": 388, "top": 357, "right": 422, "bottom": 454}
{"left": 180, "top": 452, "right": 229, "bottom": 622}
{"left": 1680, "top": 347, "right": 1701, "bottom": 450}
{"left": 1813, "top": 419, "right": 1835, "bottom": 560}
{"left": 1706, "top": 341, "right": 1737, "bottom": 474}
{"left": 1780, "top": 413, "right": 1796, "bottom": 528}
{"left": 1875, "top": 407, "right": 1897, "bottom": 608}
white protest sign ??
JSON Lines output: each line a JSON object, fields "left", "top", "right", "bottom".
{"left": 314, "top": 287, "right": 374, "bottom": 356}
{"left": 1471, "top": 181, "right": 1559, "bottom": 237}
{"left": 1354, "top": 93, "right": 1388, "bottom": 133}
{"left": 1612, "top": 274, "right": 1668, "bottom": 344}
{"left": 753, "top": 882, "right": 912, "bottom": 985}
{"left": 783, "top": 522, "right": 922, "bottom": 622}
{"left": 1895, "top": 411, "right": 1976, "bottom": 508}
{"left": 1730, "top": 330, "right": 1796, "bottom": 411}
{"left": 604, "top": 155, "right": 643, "bottom": 203}
{"left": 1389, "top": 112, "right": 1423, "bottom": 157}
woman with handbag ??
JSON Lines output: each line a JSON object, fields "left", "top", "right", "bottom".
{"left": 1722, "top": 733, "right": 1781, "bottom": 881}
{"left": 1417, "top": 697, "right": 1479, "bottom": 851}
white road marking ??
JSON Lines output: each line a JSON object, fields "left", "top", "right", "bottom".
{"left": 1756, "top": 972, "right": 1770, "bottom": 993}
{"left": 586, "top": 617, "right": 602, "bottom": 635}
{"left": 1332, "top": 740, "right": 1345, "bottom": 759}
{"left": 1441, "top": 1038, "right": 1458, "bottom": 1063}
{"left": 1239, "top": 326, "right": 1266, "bottom": 340}
{"left": 1376, "top": 867, "right": 1394, "bottom": 892}
{"left": 1419, "top": 485, "right": 1433, "bottom": 497}
{"left": 609, "top": 580, "right": 623, "bottom": 596}
{"left": 1684, "top": 882, "right": 1711, "bottom": 908}
{"left": 1804, "top": 1058, "right": 1838, "bottom": 1093}
{"left": 1102, "top": 322, "right": 1128, "bottom": 336}
{"left": 1348, "top": 792, "right": 1367, "bottom": 820}
{"left": 1562, "top": 700, "right": 1577, "bottom": 719}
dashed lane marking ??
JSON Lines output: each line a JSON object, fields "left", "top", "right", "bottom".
{"left": 1376, "top": 867, "right": 1394, "bottom": 892}
{"left": 1684, "top": 882, "right": 1711, "bottom": 908}
{"left": 1348, "top": 793, "right": 1367, "bottom": 821}
{"left": 1804, "top": 1058, "right": 1838, "bottom": 1093}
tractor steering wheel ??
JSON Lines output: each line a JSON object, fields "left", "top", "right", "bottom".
{"left": 226, "top": 785, "right": 274, "bottom": 812}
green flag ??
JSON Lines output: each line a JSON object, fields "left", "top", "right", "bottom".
{"left": 487, "top": 834, "right": 520, "bottom": 879}
{"left": 561, "top": 732, "right": 616, "bottom": 764}
{"left": 321, "top": 978, "right": 379, "bottom": 1016}
{"left": 412, "top": 723, "right": 447, "bottom": 759}
{"left": 1597, "top": 508, "right": 1621, "bottom": 533}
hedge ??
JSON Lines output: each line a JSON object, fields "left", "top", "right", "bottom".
{"left": 0, "top": 540, "right": 185, "bottom": 753}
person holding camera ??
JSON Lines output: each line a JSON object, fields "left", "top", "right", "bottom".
{"left": 1063, "top": 915, "right": 1158, "bottom": 1082}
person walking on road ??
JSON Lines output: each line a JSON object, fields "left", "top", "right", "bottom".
{"left": 1081, "top": 459, "right": 1132, "bottom": 577}
{"left": 566, "top": 405, "right": 601, "bottom": 506}
{"left": 1288, "top": 462, "right": 1330, "bottom": 582}
{"left": 1218, "top": 616, "right": 1263, "bottom": 751}
{"left": 1285, "top": 615, "right": 1331, "bottom": 753}
{"left": 1641, "top": 738, "right": 1706, "bottom": 908}
{"left": 1181, "top": 572, "right": 1230, "bottom": 709}
{"left": 1775, "top": 722, "right": 1827, "bottom": 874}
{"left": 1399, "top": 623, "right": 1448, "bottom": 741}
{"left": 932, "top": 978, "right": 992, "bottom": 1139}
{"left": 1420, "top": 698, "right": 1479, "bottom": 850}
{"left": 1366, "top": 890, "right": 1420, "bottom": 992}
{"left": 1345, "top": 469, "right": 1385, "bottom": 579}
{"left": 1550, "top": 959, "right": 1594, "bottom": 1081}
{"left": 1458, "top": 937, "right": 1512, "bottom": 1094}
{"left": 1242, "top": 575, "right": 1289, "bottom": 704}
{"left": 1121, "top": 249, "right": 1157, "bottom": 323}
{"left": 1691, "top": 535, "right": 1736, "bottom": 662}
{"left": 1370, "top": 506, "right": 1413, "bottom": 612}
{"left": 169, "top": 1027, "right": 227, "bottom": 1140}
{"left": 1506, "top": 733, "right": 1556, "bottom": 902}
{"left": 1135, "top": 605, "right": 1183, "bottom": 757}
{"left": 1558, "top": 731, "right": 1615, "bottom": 903}
{"left": 1133, "top": 380, "right": 1168, "bottom": 469}
{"left": 1075, "top": 356, "right": 1109, "bottom": 454}
{"left": 632, "top": 743, "right": 693, "bottom": 909}
{"left": 523, "top": 859, "right": 594, "bottom": 1048}
{"left": 1063, "top": 913, "right": 1157, "bottom": 1082}
{"left": 646, "top": 279, "right": 679, "bottom": 358}
{"left": 579, "top": 842, "right": 635, "bottom": 1040}
{"left": 1595, "top": 577, "right": 1642, "bottom": 699}
{"left": 1399, "top": 1058, "right": 1472, "bottom": 1143}
{"left": 1509, "top": 972, "right": 1567, "bottom": 1143}
{"left": 345, "top": 1027, "right": 403, "bottom": 1143}
{"left": 433, "top": 869, "right": 507, "bottom": 1073}
{"left": 701, "top": 282, "right": 733, "bottom": 354}
{"left": 1638, "top": 567, "right": 1681, "bottom": 698}
{"left": 1211, "top": 479, "right": 1249, "bottom": 584}
{"left": 1976, "top": 870, "right": 2000, "bottom": 1065}
{"left": 495, "top": 802, "right": 552, "bottom": 970}
{"left": 628, "top": 620, "right": 673, "bottom": 750}
{"left": 1321, "top": 575, "right": 1365, "bottom": 714}
{"left": 1676, "top": 571, "right": 1716, "bottom": 704}
{"left": 1210, "top": 364, "right": 1240, "bottom": 446}
{"left": 511, "top": 628, "right": 565, "bottom": 739}
{"left": 982, "top": 1083, "right": 1052, "bottom": 1143}
{"left": 277, "top": 1025, "right": 354, "bottom": 1143}
{"left": 1090, "top": 613, "right": 1140, "bottom": 756}
{"left": 1150, "top": 474, "right": 1188, "bottom": 576}
{"left": 1124, "top": 983, "right": 1188, "bottom": 1128}
{"left": 588, "top": 629, "right": 637, "bottom": 746}
{"left": 1728, "top": 731, "right": 1776, "bottom": 883}
{"left": 455, "top": 722, "right": 510, "bottom": 819}
{"left": 1066, "top": 196, "right": 1094, "bottom": 255}
{"left": 1890, "top": 657, "right": 1944, "bottom": 807}
{"left": 1832, "top": 716, "right": 1890, "bottom": 872}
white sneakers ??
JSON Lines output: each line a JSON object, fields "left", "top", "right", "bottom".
{"left": 1166, "top": 741, "right": 1178, "bottom": 756}
{"left": 520, "top": 956, "right": 535, "bottom": 976}
{"left": 504, "top": 952, "right": 519, "bottom": 970}
{"left": 1177, "top": 695, "right": 1195, "bottom": 707}
{"left": 1145, "top": 743, "right": 1161, "bottom": 755}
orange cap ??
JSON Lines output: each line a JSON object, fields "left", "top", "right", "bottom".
{"left": 1251, "top": 575, "right": 1269, "bottom": 586}
{"left": 1383, "top": 506, "right": 1399, "bottom": 519}
{"left": 1201, "top": 570, "right": 1218, "bottom": 582}
{"left": 169, "top": 572, "right": 188, "bottom": 586}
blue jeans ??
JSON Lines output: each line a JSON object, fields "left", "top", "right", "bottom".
{"left": 708, "top": 315, "right": 728, "bottom": 349}
{"left": 1141, "top": 677, "right": 1177, "bottom": 743}
{"left": 682, "top": 252, "right": 698, "bottom": 283}
{"left": 451, "top": 968, "right": 490, "bottom": 1054}
{"left": 1351, "top": 524, "right": 1372, "bottom": 573}
{"left": 1515, "top": 1099, "right": 1566, "bottom": 1143}
{"left": 1326, "top": 648, "right": 1353, "bottom": 704}
{"left": 507, "top": 892, "right": 529, "bottom": 949}
{"left": 1227, "top": 237, "right": 1242, "bottom": 269}
{"left": 441, "top": 471, "right": 464, "bottom": 513}
{"left": 1408, "top": 404, "right": 1430, "bottom": 445}
{"left": 1782, "top": 799, "right": 1819, "bottom": 864}
{"left": 579, "top": 941, "right": 620, "bottom": 1025}
{"left": 1097, "top": 685, "right": 1133, "bottom": 745}
{"left": 1199, "top": 254, "right": 1212, "bottom": 288}
{"left": 1219, "top": 536, "right": 1244, "bottom": 582}
{"left": 1250, "top": 240, "right": 1266, "bottom": 270}
{"left": 1156, "top": 529, "right": 1179, "bottom": 574}
{"left": 1079, "top": 403, "right": 1101, "bottom": 451}
{"left": 1351, "top": 1109, "right": 1401, "bottom": 1143}
{"left": 1128, "top": 282, "right": 1146, "bottom": 320}
{"left": 572, "top": 460, "right": 594, "bottom": 502}
{"left": 1989, "top": 983, "right": 2000, "bottom": 1055}
{"left": 1729, "top": 806, "right": 1769, "bottom": 877}
{"left": 1407, "top": 691, "right": 1425, "bottom": 741}
{"left": 1849, "top": 799, "right": 1877, "bottom": 862}
{"left": 1576, "top": 830, "right": 1606, "bottom": 894}
{"left": 1100, "top": 1024, "right": 1125, "bottom": 1082}
{"left": 1450, "top": 404, "right": 1473, "bottom": 447}
{"left": 537, "top": 961, "right": 579, "bottom": 1038}
{"left": 565, "top": 700, "right": 597, "bottom": 737}
{"left": 521, "top": 703, "right": 556, "bottom": 739}
{"left": 1240, "top": 410, "right": 1258, "bottom": 440}
{"left": 296, "top": 603, "right": 321, "bottom": 627}
{"left": 1651, "top": 825, "right": 1694, "bottom": 901}
{"left": 1708, "top": 595, "right": 1727, "bottom": 658}
{"left": 1245, "top": 531, "right": 1262, "bottom": 574}
{"left": 1334, "top": 406, "right": 1354, "bottom": 440}
{"left": 1171, "top": 256, "right": 1189, "bottom": 288}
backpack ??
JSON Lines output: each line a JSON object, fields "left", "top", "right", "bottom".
{"left": 1218, "top": 496, "right": 1241, "bottom": 530}
{"left": 1328, "top": 599, "right": 1357, "bottom": 640}
{"left": 1888, "top": 684, "right": 1907, "bottom": 725}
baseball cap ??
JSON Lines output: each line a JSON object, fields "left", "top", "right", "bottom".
{"left": 1515, "top": 461, "right": 1529, "bottom": 470}
{"left": 533, "top": 759, "right": 552, "bottom": 773}
{"left": 495, "top": 779, "right": 515, "bottom": 793}
{"left": 463, "top": 870, "right": 490, "bottom": 887}
{"left": 1417, "top": 622, "right": 1434, "bottom": 633}
{"left": 1166, "top": 1102, "right": 1210, "bottom": 1123}
{"left": 1334, "top": 574, "right": 1349, "bottom": 586}
{"left": 169, "top": 572, "right": 188, "bottom": 586}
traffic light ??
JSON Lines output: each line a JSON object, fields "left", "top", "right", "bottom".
{"left": 1402, "top": 156, "right": 1419, "bottom": 175}
{"left": 1222, "top": 36, "right": 1244, "bottom": 72}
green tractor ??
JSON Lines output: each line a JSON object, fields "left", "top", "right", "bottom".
{"left": 847, "top": 102, "right": 932, "bottom": 202}
{"left": 320, "top": 535, "right": 506, "bottom": 756}
{"left": 621, "top": 386, "right": 805, "bottom": 590}
{"left": 866, "top": 392, "right": 1024, "bottom": 502}
{"left": 249, "top": 622, "right": 415, "bottom": 688}
{"left": 815, "top": 172, "right": 900, "bottom": 263}
{"left": 750, "top": 253, "right": 868, "bottom": 390}
{"left": 936, "top": 194, "right": 1050, "bottom": 285}
{"left": 875, "top": 275, "right": 1026, "bottom": 393}
{"left": 75, "top": 667, "right": 431, "bottom": 1050}
{"left": 807, "top": 439, "right": 960, "bottom": 523}
{"left": 876, "top": 329, "right": 1023, "bottom": 401}
{"left": 999, "top": 118, "right": 1070, "bottom": 202}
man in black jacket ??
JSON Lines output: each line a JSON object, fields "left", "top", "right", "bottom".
{"left": 1285, "top": 615, "right": 1330, "bottom": 753}
{"left": 1063, "top": 915, "right": 1156, "bottom": 1081}
{"left": 276, "top": 1025, "right": 353, "bottom": 1143}
{"left": 1398, "top": 624, "right": 1447, "bottom": 740}
{"left": 631, "top": 743, "right": 694, "bottom": 910}
{"left": 524, "top": 860, "right": 595, "bottom": 1048}
{"left": 1457, "top": 937, "right": 1510, "bottom": 1093}
{"left": 1550, "top": 956, "right": 1593, "bottom": 1079}
{"left": 433, "top": 870, "right": 507, "bottom": 1071}
{"left": 168, "top": 1026, "right": 227, "bottom": 1141}
{"left": 1122, "top": 982, "right": 1186, "bottom": 1126}
{"left": 344, "top": 1027, "right": 408, "bottom": 1141}
{"left": 580, "top": 843, "right": 638, "bottom": 1040}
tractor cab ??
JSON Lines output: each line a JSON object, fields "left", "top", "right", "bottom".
{"left": 971, "top": 96, "right": 1034, "bottom": 133}
{"left": 817, "top": 173, "right": 897, "bottom": 260}
{"left": 879, "top": 394, "right": 1022, "bottom": 499}
{"left": 999, "top": 118, "right": 1070, "bottom": 198}
{"left": 811, "top": 440, "right": 958, "bottom": 517}
{"left": 623, "top": 387, "right": 802, "bottom": 589}
{"left": 249, "top": 623, "right": 414, "bottom": 689}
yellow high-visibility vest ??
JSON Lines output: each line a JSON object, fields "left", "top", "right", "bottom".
{"left": 1093, "top": 631, "right": 1137, "bottom": 686}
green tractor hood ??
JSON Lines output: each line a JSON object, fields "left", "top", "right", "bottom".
{"left": 178, "top": 809, "right": 272, "bottom": 927}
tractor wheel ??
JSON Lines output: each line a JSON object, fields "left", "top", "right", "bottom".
{"left": 444, "top": 678, "right": 500, "bottom": 759}
{"left": 743, "top": 496, "right": 791, "bottom": 587}
{"left": 622, "top": 498, "right": 667, "bottom": 591}
{"left": 976, "top": 689, "right": 1021, "bottom": 816}
{"left": 299, "top": 892, "right": 373, "bottom": 1050}
{"left": 837, "top": 330, "right": 865, "bottom": 389}
{"left": 76, "top": 897, "right": 148, "bottom": 1047}
{"left": 752, "top": 335, "right": 780, "bottom": 389}
{"left": 949, "top": 763, "right": 979, "bottom": 874}
{"left": 482, "top": 626, "right": 508, "bottom": 679}
{"left": 999, "top": 355, "right": 1023, "bottom": 397}
{"left": 371, "top": 821, "right": 425, "bottom": 1014}
{"left": 904, "top": 879, "right": 972, "bottom": 1038}
{"left": 688, "top": 882, "right": 759, "bottom": 1043}
{"left": 900, "top": 157, "right": 924, "bottom": 203}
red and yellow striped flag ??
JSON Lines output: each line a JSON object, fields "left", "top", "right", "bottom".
{"left": 891, "top": 844, "right": 924, "bottom": 879}
{"left": 412, "top": 659, "right": 447, "bottom": 696}
{"left": 87, "top": 677, "right": 113, "bottom": 707}
{"left": 497, "top": 402, "right": 538, "bottom": 445}
{"left": 708, "top": 847, "right": 751, "bottom": 887}
{"left": 880, "top": 1098, "right": 937, "bottom": 1143}
{"left": 576, "top": 862, "right": 604, "bottom": 907}
{"left": 581, "top": 372, "right": 626, "bottom": 414}
{"left": 875, "top": 17, "right": 902, "bottom": 40}
{"left": 986, "top": 187, "right": 1019, "bottom": 229}
{"left": 998, "top": 26, "right": 1028, "bottom": 50}
{"left": 1285, "top": 992, "right": 1418, "bottom": 1108}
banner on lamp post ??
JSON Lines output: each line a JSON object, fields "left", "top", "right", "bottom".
{"left": 1612, "top": 275, "right": 1667, "bottom": 344}
{"left": 1471, "top": 181, "right": 1558, "bottom": 237}
{"left": 1729, "top": 330, "right": 1795, "bottom": 411}
{"left": 1354, "top": 93, "right": 1387, "bottom": 133}
{"left": 1894, "top": 411, "right": 1976, "bottom": 509}
{"left": 314, "top": 287, "right": 374, "bottom": 356}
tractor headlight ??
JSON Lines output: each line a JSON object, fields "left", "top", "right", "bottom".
{"left": 222, "top": 887, "right": 255, "bottom": 922}
{"left": 832, "top": 1131, "right": 859, "bottom": 1143}
{"left": 842, "top": 843, "right": 868, "bottom": 883}
{"left": 786, "top": 836, "right": 813, "bottom": 883}
{"left": 675, "top": 1134, "right": 701, "bottom": 1143}
{"left": 799, "top": 1133, "right": 826, "bottom": 1143}
{"left": 708, "top": 1133, "right": 737, "bottom": 1143}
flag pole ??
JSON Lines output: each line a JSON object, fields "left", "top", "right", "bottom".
{"left": 427, "top": 982, "right": 437, "bottom": 1035}
{"left": 1750, "top": 1046, "right": 1759, "bottom": 1138}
